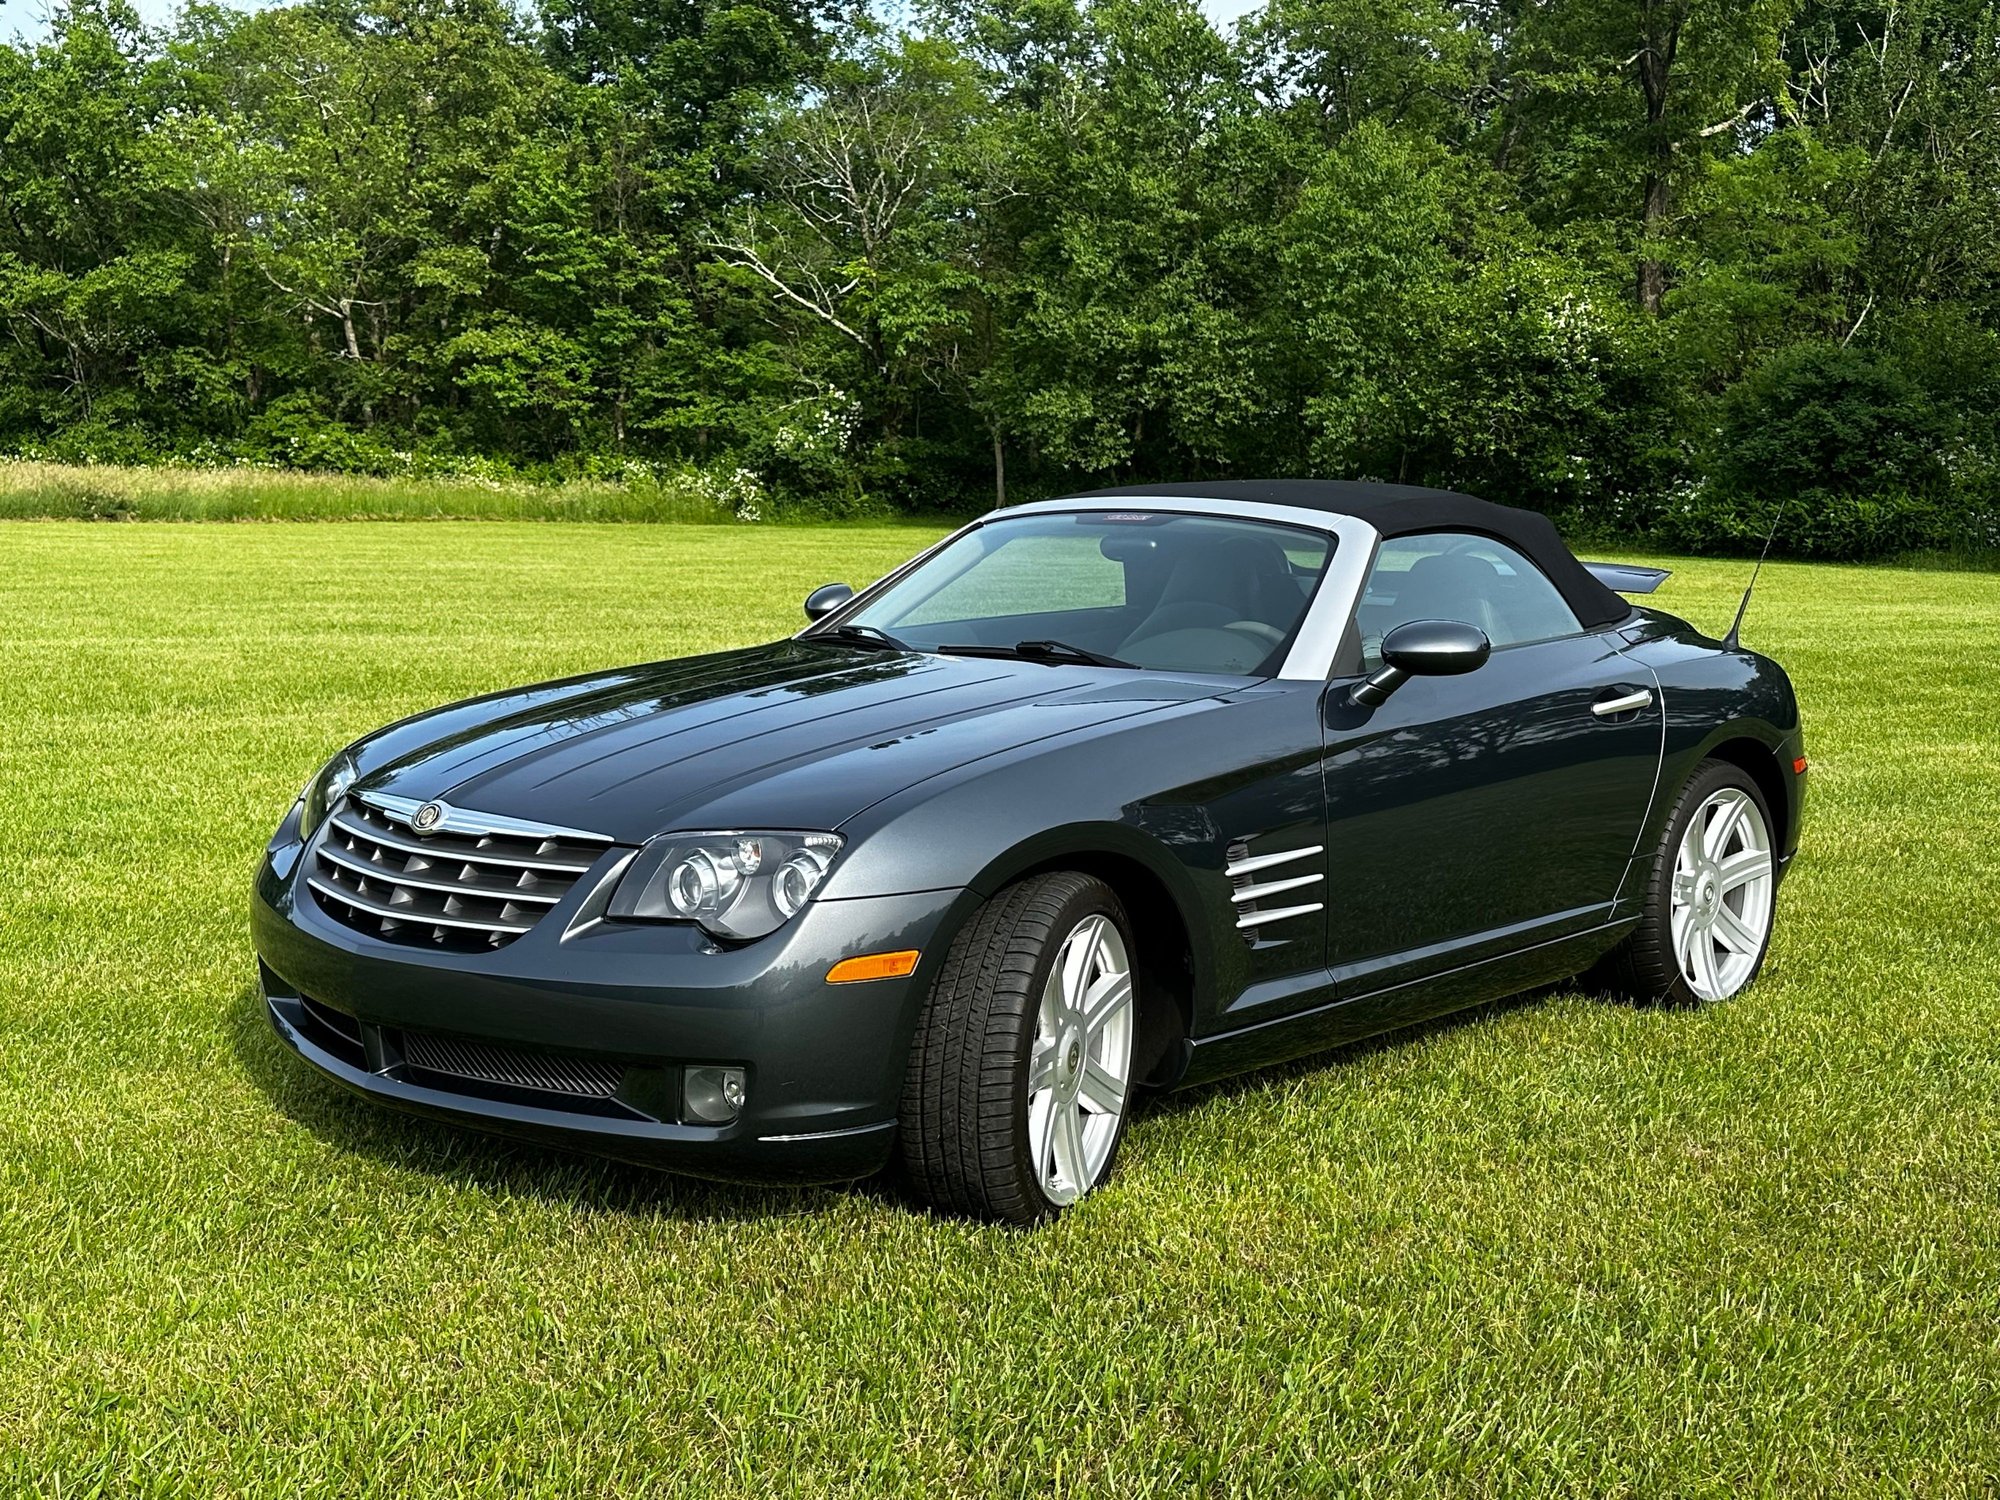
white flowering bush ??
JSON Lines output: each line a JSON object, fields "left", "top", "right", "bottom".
{"left": 688, "top": 464, "right": 768, "bottom": 522}
{"left": 771, "top": 390, "right": 860, "bottom": 468}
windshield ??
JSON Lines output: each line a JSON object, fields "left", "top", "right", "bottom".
{"left": 833, "top": 511, "right": 1335, "bottom": 675}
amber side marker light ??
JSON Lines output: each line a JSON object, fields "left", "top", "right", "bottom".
{"left": 827, "top": 950, "right": 920, "bottom": 984}
{"left": 1793, "top": 756, "right": 1810, "bottom": 775}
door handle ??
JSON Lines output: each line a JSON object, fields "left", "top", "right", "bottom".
{"left": 1591, "top": 687, "right": 1654, "bottom": 717}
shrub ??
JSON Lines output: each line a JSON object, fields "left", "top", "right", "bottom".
{"left": 32, "top": 416, "right": 165, "bottom": 468}
{"left": 1663, "top": 485, "right": 1960, "bottom": 560}
{"left": 1679, "top": 343, "right": 1956, "bottom": 558}
{"left": 236, "top": 395, "right": 408, "bottom": 476}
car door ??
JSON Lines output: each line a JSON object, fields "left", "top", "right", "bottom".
{"left": 1320, "top": 532, "right": 1662, "bottom": 996}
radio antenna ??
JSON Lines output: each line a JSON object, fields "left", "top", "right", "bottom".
{"left": 1723, "top": 500, "right": 1787, "bottom": 649}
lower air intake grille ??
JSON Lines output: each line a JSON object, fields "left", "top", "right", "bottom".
{"left": 402, "top": 1030, "right": 625, "bottom": 1100}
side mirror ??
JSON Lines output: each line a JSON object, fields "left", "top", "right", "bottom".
{"left": 803, "top": 582, "right": 854, "bottom": 622}
{"left": 1349, "top": 619, "right": 1490, "bottom": 707}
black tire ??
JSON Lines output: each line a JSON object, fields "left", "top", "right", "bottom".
{"left": 898, "top": 872, "right": 1136, "bottom": 1225}
{"left": 1599, "top": 756, "right": 1778, "bottom": 1007}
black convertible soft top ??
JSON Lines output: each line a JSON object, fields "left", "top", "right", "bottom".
{"left": 1064, "top": 480, "right": 1631, "bottom": 631}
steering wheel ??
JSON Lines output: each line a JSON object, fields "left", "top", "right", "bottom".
{"left": 1223, "top": 620, "right": 1286, "bottom": 647}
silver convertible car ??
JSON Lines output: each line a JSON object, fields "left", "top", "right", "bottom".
{"left": 254, "top": 481, "right": 1805, "bottom": 1223}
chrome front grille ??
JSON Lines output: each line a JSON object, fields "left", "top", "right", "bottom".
{"left": 309, "top": 792, "right": 611, "bottom": 950}
{"left": 1227, "top": 841, "right": 1326, "bottom": 935}
{"left": 402, "top": 1029, "right": 625, "bottom": 1099}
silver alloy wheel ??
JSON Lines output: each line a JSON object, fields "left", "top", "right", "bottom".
{"left": 1026, "top": 914, "right": 1136, "bottom": 1205}
{"left": 1670, "top": 786, "right": 1776, "bottom": 1001}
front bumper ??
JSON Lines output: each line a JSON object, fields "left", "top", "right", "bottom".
{"left": 252, "top": 833, "right": 968, "bottom": 1184}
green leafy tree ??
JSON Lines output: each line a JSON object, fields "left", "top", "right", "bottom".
{"left": 0, "top": 0, "right": 1994, "bottom": 550}
{"left": 1494, "top": 0, "right": 1797, "bottom": 312}
{"left": 0, "top": 1, "right": 190, "bottom": 438}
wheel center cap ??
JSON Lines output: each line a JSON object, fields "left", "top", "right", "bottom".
{"left": 1066, "top": 1038, "right": 1082, "bottom": 1078}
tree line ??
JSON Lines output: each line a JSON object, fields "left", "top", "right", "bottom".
{"left": 2, "top": 0, "right": 1997, "bottom": 553}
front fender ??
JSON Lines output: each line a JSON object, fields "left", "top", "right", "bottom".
{"left": 836, "top": 812, "right": 1221, "bottom": 1035}
{"left": 820, "top": 696, "right": 1304, "bottom": 1033}
{"left": 962, "top": 818, "right": 1203, "bottom": 906}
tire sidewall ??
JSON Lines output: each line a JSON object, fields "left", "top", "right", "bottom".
{"left": 1010, "top": 881, "right": 1137, "bottom": 1218}
{"left": 1648, "top": 761, "right": 1778, "bottom": 1005}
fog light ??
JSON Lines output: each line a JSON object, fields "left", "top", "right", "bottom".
{"left": 683, "top": 1065, "right": 746, "bottom": 1124}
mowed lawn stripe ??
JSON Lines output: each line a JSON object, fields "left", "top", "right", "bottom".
{"left": 2, "top": 523, "right": 1996, "bottom": 1496}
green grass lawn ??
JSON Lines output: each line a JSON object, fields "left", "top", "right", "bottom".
{"left": 3, "top": 522, "right": 1997, "bottom": 1496}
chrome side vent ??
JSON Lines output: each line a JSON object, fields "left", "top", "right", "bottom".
{"left": 1227, "top": 841, "right": 1325, "bottom": 932}
{"left": 308, "top": 792, "right": 611, "bottom": 951}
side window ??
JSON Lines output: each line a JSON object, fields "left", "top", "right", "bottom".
{"left": 1354, "top": 532, "right": 1582, "bottom": 666}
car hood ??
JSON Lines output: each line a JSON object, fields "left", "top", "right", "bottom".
{"left": 350, "top": 641, "right": 1226, "bottom": 846}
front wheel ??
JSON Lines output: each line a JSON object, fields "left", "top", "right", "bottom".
{"left": 1601, "top": 758, "right": 1779, "bottom": 1005}
{"left": 898, "top": 873, "right": 1139, "bottom": 1224}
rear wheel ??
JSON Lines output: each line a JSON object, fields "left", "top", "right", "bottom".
{"left": 1602, "top": 758, "right": 1778, "bottom": 1005}
{"left": 898, "top": 873, "right": 1139, "bottom": 1224}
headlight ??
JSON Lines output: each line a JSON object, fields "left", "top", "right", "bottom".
{"left": 298, "top": 749, "right": 360, "bottom": 835}
{"left": 608, "top": 831, "right": 843, "bottom": 940}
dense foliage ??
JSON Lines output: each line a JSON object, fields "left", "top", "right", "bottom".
{"left": 2, "top": 0, "right": 1997, "bottom": 551}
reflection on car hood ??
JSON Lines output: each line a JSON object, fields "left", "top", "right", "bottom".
{"left": 351, "top": 641, "right": 1225, "bottom": 845}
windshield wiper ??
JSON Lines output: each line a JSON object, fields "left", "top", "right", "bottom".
{"left": 808, "top": 624, "right": 912, "bottom": 653}
{"left": 939, "top": 639, "right": 1134, "bottom": 669}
